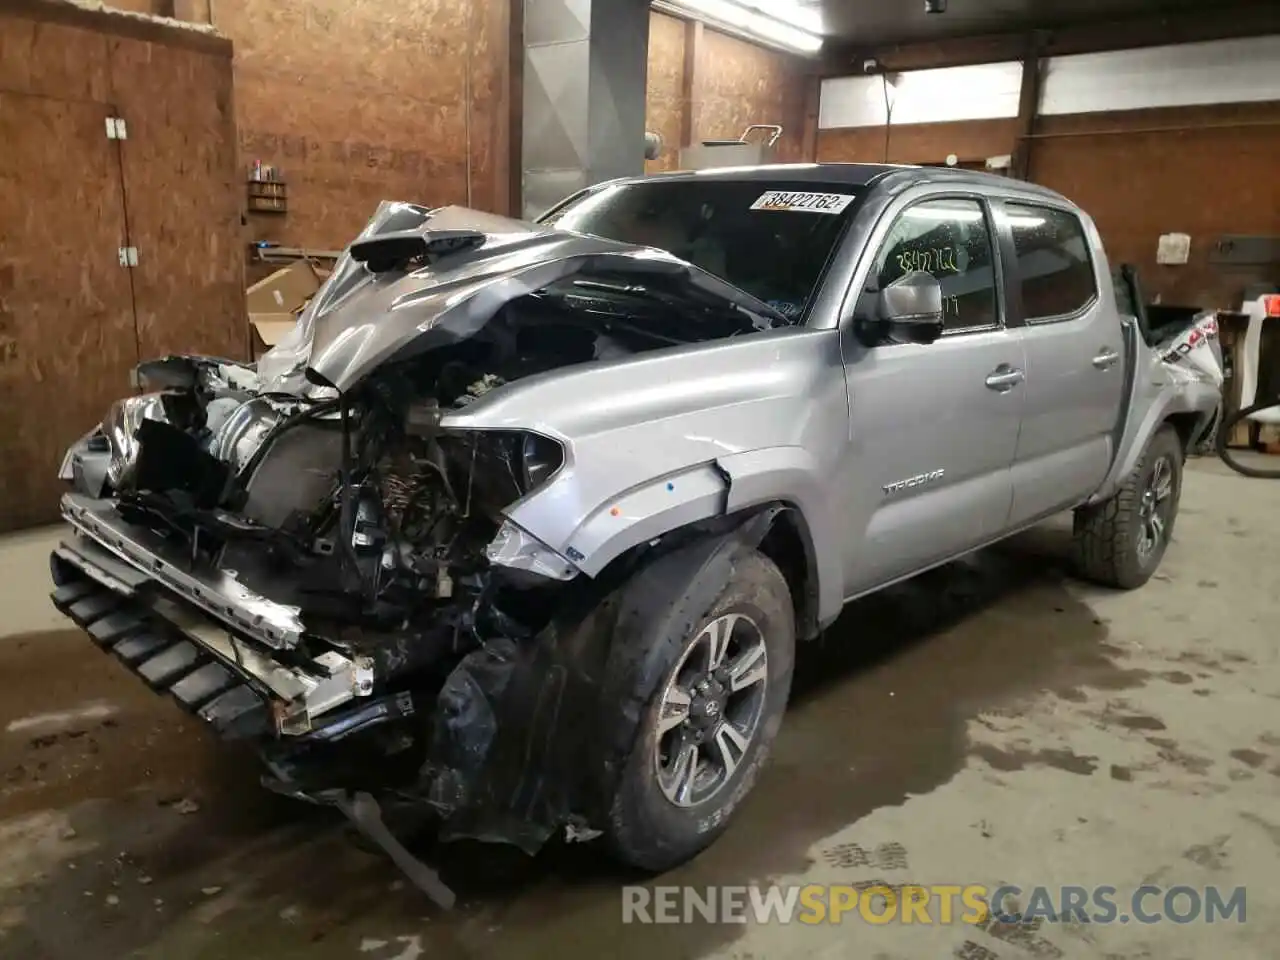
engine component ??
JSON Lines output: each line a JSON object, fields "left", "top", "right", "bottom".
{"left": 130, "top": 419, "right": 230, "bottom": 508}
{"left": 405, "top": 399, "right": 442, "bottom": 438}
{"left": 459, "top": 374, "right": 504, "bottom": 405}
{"left": 240, "top": 422, "right": 345, "bottom": 528}
{"left": 352, "top": 491, "right": 386, "bottom": 554}
{"left": 211, "top": 397, "right": 284, "bottom": 474}
{"left": 204, "top": 395, "right": 245, "bottom": 439}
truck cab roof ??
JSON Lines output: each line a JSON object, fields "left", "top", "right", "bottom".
{"left": 634, "top": 162, "right": 1074, "bottom": 207}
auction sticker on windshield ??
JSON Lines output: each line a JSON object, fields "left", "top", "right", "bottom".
{"left": 751, "top": 191, "right": 855, "bottom": 214}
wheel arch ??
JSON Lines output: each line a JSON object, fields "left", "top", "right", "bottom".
{"left": 591, "top": 500, "right": 823, "bottom": 642}
{"left": 1091, "top": 381, "right": 1218, "bottom": 504}
{"left": 1163, "top": 410, "right": 1208, "bottom": 456}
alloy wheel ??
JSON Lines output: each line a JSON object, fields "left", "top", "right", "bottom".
{"left": 653, "top": 613, "right": 769, "bottom": 808}
{"left": 1137, "top": 455, "right": 1174, "bottom": 562}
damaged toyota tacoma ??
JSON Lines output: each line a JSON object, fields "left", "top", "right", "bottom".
{"left": 50, "top": 166, "right": 1220, "bottom": 898}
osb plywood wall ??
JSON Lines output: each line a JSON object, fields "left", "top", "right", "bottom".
{"left": 213, "top": 0, "right": 509, "bottom": 249}
{"left": 697, "top": 27, "right": 808, "bottom": 162}
{"left": 817, "top": 120, "right": 1017, "bottom": 166}
{"left": 645, "top": 12, "right": 811, "bottom": 173}
{"left": 1030, "top": 103, "right": 1280, "bottom": 310}
{"left": 646, "top": 12, "right": 686, "bottom": 173}
{"left": 0, "top": 1, "right": 242, "bottom": 532}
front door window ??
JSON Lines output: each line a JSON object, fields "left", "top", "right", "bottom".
{"left": 872, "top": 197, "right": 1000, "bottom": 334}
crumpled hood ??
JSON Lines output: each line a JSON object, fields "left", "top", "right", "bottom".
{"left": 257, "top": 201, "right": 781, "bottom": 394}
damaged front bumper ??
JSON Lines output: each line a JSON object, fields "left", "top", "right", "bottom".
{"left": 50, "top": 491, "right": 625, "bottom": 860}
{"left": 62, "top": 493, "right": 308, "bottom": 651}
{"left": 50, "top": 527, "right": 369, "bottom": 739}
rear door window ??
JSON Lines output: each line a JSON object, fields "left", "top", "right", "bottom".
{"left": 1006, "top": 204, "right": 1097, "bottom": 321}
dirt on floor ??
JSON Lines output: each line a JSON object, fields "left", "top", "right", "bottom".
{"left": 0, "top": 458, "right": 1277, "bottom": 960}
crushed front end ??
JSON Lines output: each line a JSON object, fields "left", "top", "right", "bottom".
{"left": 48, "top": 205, "right": 782, "bottom": 904}
{"left": 49, "top": 200, "right": 797, "bottom": 901}
{"left": 51, "top": 348, "right": 607, "bottom": 903}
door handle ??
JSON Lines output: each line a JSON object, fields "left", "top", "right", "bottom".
{"left": 985, "top": 366, "right": 1025, "bottom": 391}
{"left": 1092, "top": 348, "right": 1120, "bottom": 370}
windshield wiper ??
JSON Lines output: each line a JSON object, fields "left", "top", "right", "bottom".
{"left": 569, "top": 279, "right": 786, "bottom": 331}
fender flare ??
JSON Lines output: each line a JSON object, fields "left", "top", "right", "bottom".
{"left": 519, "top": 447, "right": 834, "bottom": 637}
{"left": 1092, "top": 380, "right": 1217, "bottom": 504}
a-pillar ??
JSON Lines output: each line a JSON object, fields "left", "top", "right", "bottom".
{"left": 520, "top": 0, "right": 650, "bottom": 219}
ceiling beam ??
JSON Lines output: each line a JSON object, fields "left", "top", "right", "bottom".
{"left": 1009, "top": 32, "right": 1044, "bottom": 180}
{"left": 818, "top": 1, "right": 1280, "bottom": 76}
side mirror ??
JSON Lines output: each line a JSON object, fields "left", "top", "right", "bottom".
{"left": 878, "top": 271, "right": 945, "bottom": 344}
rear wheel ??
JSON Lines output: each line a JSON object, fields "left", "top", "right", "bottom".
{"left": 1072, "top": 425, "right": 1182, "bottom": 589}
{"left": 605, "top": 548, "right": 794, "bottom": 872}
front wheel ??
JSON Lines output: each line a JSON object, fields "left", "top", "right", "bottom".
{"left": 604, "top": 548, "right": 795, "bottom": 872}
{"left": 1072, "top": 425, "right": 1183, "bottom": 589}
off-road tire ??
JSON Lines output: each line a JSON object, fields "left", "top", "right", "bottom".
{"left": 604, "top": 547, "right": 795, "bottom": 873}
{"left": 1072, "top": 425, "right": 1183, "bottom": 589}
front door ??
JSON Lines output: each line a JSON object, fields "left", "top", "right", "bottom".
{"left": 841, "top": 195, "right": 1025, "bottom": 597}
{"left": 997, "top": 202, "right": 1125, "bottom": 526}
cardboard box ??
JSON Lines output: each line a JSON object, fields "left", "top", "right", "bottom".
{"left": 246, "top": 261, "right": 322, "bottom": 357}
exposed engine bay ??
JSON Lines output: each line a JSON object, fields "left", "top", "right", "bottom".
{"left": 109, "top": 339, "right": 575, "bottom": 635}
{"left": 83, "top": 300, "right": 650, "bottom": 711}
{"left": 75, "top": 201, "right": 783, "bottom": 669}
{"left": 93, "top": 253, "right": 761, "bottom": 634}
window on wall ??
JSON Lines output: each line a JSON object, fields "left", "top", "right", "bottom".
{"left": 874, "top": 197, "right": 999, "bottom": 332}
{"left": 1007, "top": 204, "right": 1097, "bottom": 321}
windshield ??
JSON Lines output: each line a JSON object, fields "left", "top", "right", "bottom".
{"left": 539, "top": 179, "right": 858, "bottom": 322}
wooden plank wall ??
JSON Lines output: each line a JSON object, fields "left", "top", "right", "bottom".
{"left": 104, "top": 3, "right": 802, "bottom": 239}
{"left": 0, "top": 2, "right": 242, "bottom": 532}
{"left": 644, "top": 12, "right": 812, "bottom": 172}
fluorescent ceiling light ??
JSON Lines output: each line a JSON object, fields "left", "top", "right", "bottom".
{"left": 662, "top": 0, "right": 824, "bottom": 54}
{"left": 733, "top": 0, "right": 824, "bottom": 34}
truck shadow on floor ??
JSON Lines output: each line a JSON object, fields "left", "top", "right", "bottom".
{"left": 0, "top": 522, "right": 1151, "bottom": 960}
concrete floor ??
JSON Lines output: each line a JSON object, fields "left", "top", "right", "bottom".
{"left": 0, "top": 456, "right": 1276, "bottom": 959}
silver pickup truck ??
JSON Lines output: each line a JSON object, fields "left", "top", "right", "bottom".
{"left": 51, "top": 165, "right": 1219, "bottom": 892}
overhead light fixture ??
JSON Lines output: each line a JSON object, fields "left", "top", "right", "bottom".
{"left": 732, "top": 0, "right": 824, "bottom": 34}
{"left": 656, "top": 0, "right": 824, "bottom": 55}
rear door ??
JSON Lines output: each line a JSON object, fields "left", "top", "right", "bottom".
{"left": 996, "top": 201, "right": 1125, "bottom": 526}
{"left": 841, "top": 193, "right": 1026, "bottom": 596}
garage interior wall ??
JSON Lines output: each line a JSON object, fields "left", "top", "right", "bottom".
{"left": 152, "top": 0, "right": 514, "bottom": 251}
{"left": 0, "top": 1, "right": 244, "bottom": 533}
{"left": 146, "top": 3, "right": 806, "bottom": 241}
{"left": 645, "top": 11, "right": 811, "bottom": 172}
{"left": 817, "top": 36, "right": 1280, "bottom": 310}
